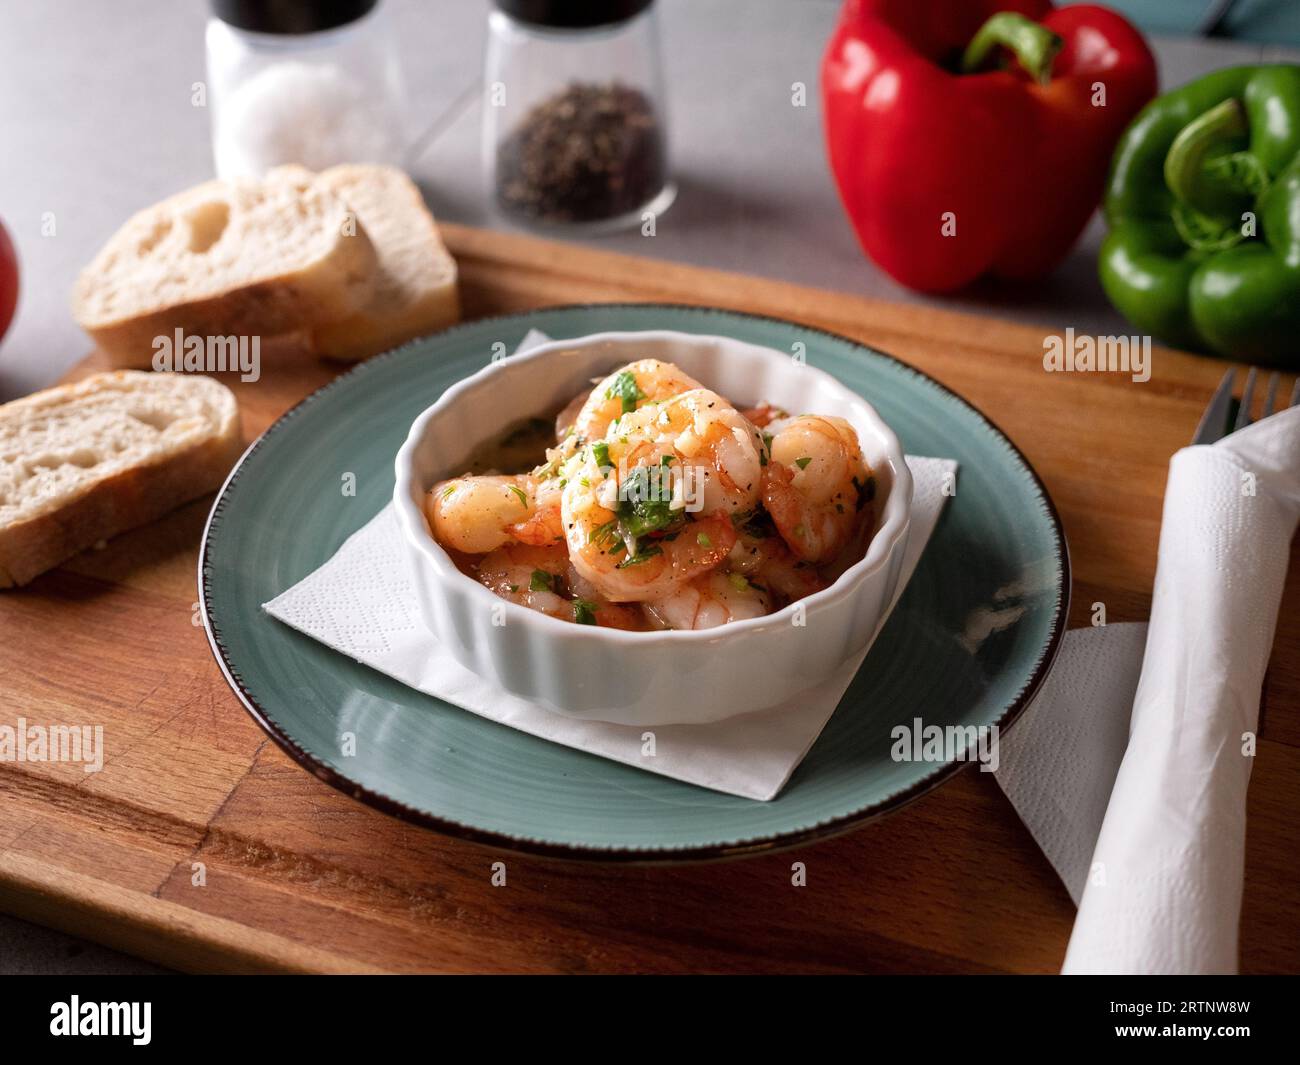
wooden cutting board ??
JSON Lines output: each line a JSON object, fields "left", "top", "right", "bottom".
{"left": 1, "top": 223, "right": 1296, "bottom": 974}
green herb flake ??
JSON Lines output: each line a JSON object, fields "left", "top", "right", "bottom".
{"left": 508, "top": 485, "right": 529, "bottom": 508}
{"left": 606, "top": 370, "right": 646, "bottom": 414}
{"left": 696, "top": 532, "right": 712, "bottom": 547}
{"left": 727, "top": 573, "right": 750, "bottom": 592}
{"left": 660, "top": 454, "right": 675, "bottom": 467}
{"left": 573, "top": 599, "right": 599, "bottom": 625}
{"left": 615, "top": 544, "right": 664, "bottom": 569}
{"left": 592, "top": 441, "right": 611, "bottom": 470}
{"left": 794, "top": 456, "right": 812, "bottom": 470}
{"left": 617, "top": 466, "right": 679, "bottom": 539}
{"left": 529, "top": 570, "right": 554, "bottom": 593}
{"left": 590, "top": 520, "right": 619, "bottom": 547}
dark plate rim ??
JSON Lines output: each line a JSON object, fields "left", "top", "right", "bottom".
{"left": 198, "top": 302, "right": 1072, "bottom": 865}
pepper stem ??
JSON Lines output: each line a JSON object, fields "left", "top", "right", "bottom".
{"left": 1163, "top": 98, "right": 1250, "bottom": 210}
{"left": 960, "top": 12, "right": 1063, "bottom": 85}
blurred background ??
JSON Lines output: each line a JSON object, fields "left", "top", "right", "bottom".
{"left": 2, "top": 0, "right": 1299, "bottom": 401}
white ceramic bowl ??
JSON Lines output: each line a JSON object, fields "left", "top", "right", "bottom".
{"left": 393, "top": 330, "right": 912, "bottom": 726}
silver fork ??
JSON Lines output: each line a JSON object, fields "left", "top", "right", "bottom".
{"left": 1191, "top": 368, "right": 1300, "bottom": 445}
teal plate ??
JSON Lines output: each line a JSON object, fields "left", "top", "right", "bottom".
{"left": 201, "top": 305, "right": 1069, "bottom": 861}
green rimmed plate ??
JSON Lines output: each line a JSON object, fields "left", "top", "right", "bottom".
{"left": 200, "top": 304, "right": 1069, "bottom": 861}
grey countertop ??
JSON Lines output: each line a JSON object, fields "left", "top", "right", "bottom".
{"left": 0, "top": 0, "right": 1292, "bottom": 972}
{"left": 2, "top": 0, "right": 1292, "bottom": 403}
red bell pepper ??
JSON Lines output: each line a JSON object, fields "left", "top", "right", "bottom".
{"left": 821, "top": 0, "right": 1157, "bottom": 292}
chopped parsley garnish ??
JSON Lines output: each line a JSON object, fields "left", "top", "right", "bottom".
{"left": 660, "top": 454, "right": 675, "bottom": 467}
{"left": 618, "top": 466, "right": 679, "bottom": 540}
{"left": 529, "top": 570, "right": 554, "bottom": 592}
{"left": 508, "top": 485, "right": 528, "bottom": 508}
{"left": 615, "top": 544, "right": 663, "bottom": 569}
{"left": 794, "top": 456, "right": 812, "bottom": 470}
{"left": 727, "top": 573, "right": 751, "bottom": 592}
{"left": 696, "top": 532, "right": 712, "bottom": 547}
{"left": 607, "top": 370, "right": 646, "bottom": 414}
{"left": 573, "top": 599, "right": 599, "bottom": 625}
{"left": 590, "top": 520, "right": 619, "bottom": 547}
{"left": 592, "top": 441, "right": 611, "bottom": 470}
{"left": 441, "top": 484, "right": 458, "bottom": 498}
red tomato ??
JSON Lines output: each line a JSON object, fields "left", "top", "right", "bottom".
{"left": 0, "top": 219, "right": 17, "bottom": 344}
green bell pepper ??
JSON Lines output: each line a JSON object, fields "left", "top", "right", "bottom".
{"left": 1100, "top": 65, "right": 1300, "bottom": 366}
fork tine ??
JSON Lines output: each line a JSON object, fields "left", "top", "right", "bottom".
{"left": 1261, "top": 373, "right": 1280, "bottom": 420}
{"left": 1193, "top": 369, "right": 1236, "bottom": 444}
{"left": 1233, "top": 366, "right": 1257, "bottom": 432}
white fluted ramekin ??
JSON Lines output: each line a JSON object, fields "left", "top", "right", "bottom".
{"left": 393, "top": 331, "right": 912, "bottom": 726}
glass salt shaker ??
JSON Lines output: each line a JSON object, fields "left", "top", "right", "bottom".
{"left": 484, "top": 0, "right": 675, "bottom": 231}
{"left": 205, "top": 0, "right": 407, "bottom": 179}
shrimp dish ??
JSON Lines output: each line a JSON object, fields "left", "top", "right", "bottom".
{"left": 423, "top": 359, "right": 878, "bottom": 631}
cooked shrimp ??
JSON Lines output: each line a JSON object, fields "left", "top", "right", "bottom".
{"left": 571, "top": 359, "right": 703, "bottom": 441}
{"left": 563, "top": 490, "right": 737, "bottom": 603}
{"left": 740, "top": 403, "right": 788, "bottom": 429}
{"left": 645, "top": 570, "right": 772, "bottom": 630}
{"left": 761, "top": 415, "right": 873, "bottom": 563}
{"left": 561, "top": 387, "right": 761, "bottom": 601}
{"left": 426, "top": 473, "right": 563, "bottom": 554}
{"left": 477, "top": 544, "right": 647, "bottom": 628}
{"left": 727, "top": 524, "right": 825, "bottom": 604}
{"left": 476, "top": 543, "right": 573, "bottom": 620}
{"left": 613, "top": 388, "right": 764, "bottom": 515}
{"left": 564, "top": 569, "right": 651, "bottom": 630}
{"left": 554, "top": 390, "right": 587, "bottom": 441}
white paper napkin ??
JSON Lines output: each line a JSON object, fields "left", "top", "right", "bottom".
{"left": 263, "top": 330, "right": 957, "bottom": 801}
{"left": 994, "top": 622, "right": 1149, "bottom": 905}
{"left": 999, "top": 406, "right": 1299, "bottom": 974}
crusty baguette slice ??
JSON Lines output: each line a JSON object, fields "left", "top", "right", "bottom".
{"left": 307, "top": 164, "right": 460, "bottom": 360}
{"left": 0, "top": 371, "right": 242, "bottom": 587}
{"left": 72, "top": 175, "right": 378, "bottom": 367}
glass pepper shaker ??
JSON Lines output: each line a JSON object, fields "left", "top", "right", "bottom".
{"left": 483, "top": 0, "right": 675, "bottom": 230}
{"left": 205, "top": 0, "right": 407, "bottom": 179}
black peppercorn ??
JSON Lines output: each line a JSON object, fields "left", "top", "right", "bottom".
{"left": 496, "top": 81, "right": 667, "bottom": 225}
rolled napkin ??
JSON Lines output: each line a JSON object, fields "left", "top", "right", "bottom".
{"left": 1062, "top": 405, "right": 1300, "bottom": 974}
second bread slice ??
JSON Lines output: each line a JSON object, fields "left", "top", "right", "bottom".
{"left": 72, "top": 176, "right": 379, "bottom": 367}
{"left": 308, "top": 164, "right": 460, "bottom": 360}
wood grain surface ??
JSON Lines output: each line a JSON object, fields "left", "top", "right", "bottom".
{"left": 0, "top": 223, "right": 1296, "bottom": 974}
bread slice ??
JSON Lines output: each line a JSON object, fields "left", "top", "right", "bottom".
{"left": 0, "top": 371, "right": 242, "bottom": 587}
{"left": 72, "top": 175, "right": 378, "bottom": 367}
{"left": 307, "top": 164, "right": 460, "bottom": 360}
